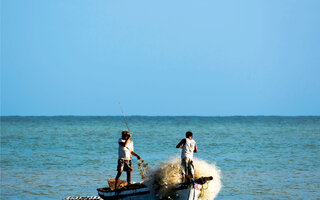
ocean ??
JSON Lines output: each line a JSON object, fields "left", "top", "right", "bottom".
{"left": 1, "top": 116, "right": 319, "bottom": 199}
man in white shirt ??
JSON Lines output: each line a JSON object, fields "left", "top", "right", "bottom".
{"left": 176, "top": 131, "right": 198, "bottom": 183}
{"left": 115, "top": 130, "right": 141, "bottom": 190}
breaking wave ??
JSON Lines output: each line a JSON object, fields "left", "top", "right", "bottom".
{"left": 144, "top": 157, "right": 222, "bottom": 200}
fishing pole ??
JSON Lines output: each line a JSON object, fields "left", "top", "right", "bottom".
{"left": 119, "top": 102, "right": 147, "bottom": 178}
{"left": 118, "top": 101, "right": 130, "bottom": 132}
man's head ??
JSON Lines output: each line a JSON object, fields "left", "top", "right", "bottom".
{"left": 186, "top": 131, "right": 193, "bottom": 138}
{"left": 121, "top": 130, "right": 131, "bottom": 139}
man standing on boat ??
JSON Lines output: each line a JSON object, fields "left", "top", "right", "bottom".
{"left": 176, "top": 131, "right": 198, "bottom": 183}
{"left": 115, "top": 130, "right": 141, "bottom": 190}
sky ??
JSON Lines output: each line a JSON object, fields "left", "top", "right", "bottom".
{"left": 1, "top": 0, "right": 320, "bottom": 116}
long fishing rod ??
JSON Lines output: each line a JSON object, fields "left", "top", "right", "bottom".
{"left": 119, "top": 102, "right": 147, "bottom": 179}
{"left": 118, "top": 101, "right": 130, "bottom": 132}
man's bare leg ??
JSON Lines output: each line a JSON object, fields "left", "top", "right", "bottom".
{"left": 115, "top": 171, "right": 122, "bottom": 190}
{"left": 126, "top": 171, "right": 131, "bottom": 185}
{"left": 181, "top": 173, "right": 185, "bottom": 183}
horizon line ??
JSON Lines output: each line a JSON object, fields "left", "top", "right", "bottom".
{"left": 1, "top": 115, "right": 319, "bottom": 117}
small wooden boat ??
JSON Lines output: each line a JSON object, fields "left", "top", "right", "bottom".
{"left": 97, "top": 176, "right": 213, "bottom": 200}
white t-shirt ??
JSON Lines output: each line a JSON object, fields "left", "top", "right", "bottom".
{"left": 118, "top": 138, "right": 134, "bottom": 160}
{"left": 181, "top": 138, "right": 196, "bottom": 160}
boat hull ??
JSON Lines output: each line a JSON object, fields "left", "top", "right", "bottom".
{"left": 97, "top": 183, "right": 201, "bottom": 200}
{"left": 97, "top": 187, "right": 151, "bottom": 200}
{"left": 97, "top": 176, "right": 212, "bottom": 200}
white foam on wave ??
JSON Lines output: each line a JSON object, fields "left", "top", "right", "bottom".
{"left": 144, "top": 157, "right": 222, "bottom": 200}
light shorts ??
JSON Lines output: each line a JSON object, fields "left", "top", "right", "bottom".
{"left": 181, "top": 158, "right": 195, "bottom": 178}
{"left": 117, "top": 159, "right": 133, "bottom": 172}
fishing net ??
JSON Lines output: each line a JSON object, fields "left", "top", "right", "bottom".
{"left": 144, "top": 157, "right": 222, "bottom": 200}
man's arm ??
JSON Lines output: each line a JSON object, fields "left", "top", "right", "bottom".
{"left": 176, "top": 138, "right": 186, "bottom": 148}
{"left": 131, "top": 151, "right": 141, "bottom": 160}
{"left": 119, "top": 136, "right": 132, "bottom": 147}
{"left": 194, "top": 142, "right": 198, "bottom": 153}
{"left": 119, "top": 141, "right": 125, "bottom": 146}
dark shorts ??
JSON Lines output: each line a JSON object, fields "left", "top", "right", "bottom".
{"left": 117, "top": 159, "right": 133, "bottom": 172}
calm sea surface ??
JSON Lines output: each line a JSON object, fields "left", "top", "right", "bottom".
{"left": 1, "top": 116, "right": 320, "bottom": 200}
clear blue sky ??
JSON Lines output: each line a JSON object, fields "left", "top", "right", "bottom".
{"left": 1, "top": 0, "right": 320, "bottom": 116}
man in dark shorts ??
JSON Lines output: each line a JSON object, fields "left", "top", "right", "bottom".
{"left": 115, "top": 130, "right": 141, "bottom": 190}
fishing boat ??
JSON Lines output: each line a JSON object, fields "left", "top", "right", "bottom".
{"left": 97, "top": 176, "right": 213, "bottom": 200}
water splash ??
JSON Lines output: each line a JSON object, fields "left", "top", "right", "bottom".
{"left": 144, "top": 157, "right": 222, "bottom": 200}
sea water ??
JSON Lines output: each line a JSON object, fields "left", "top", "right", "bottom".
{"left": 1, "top": 116, "right": 320, "bottom": 200}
